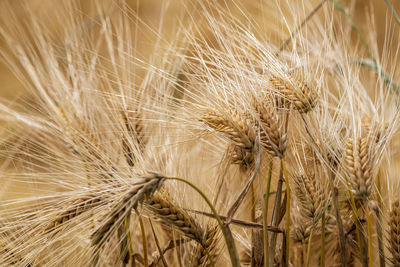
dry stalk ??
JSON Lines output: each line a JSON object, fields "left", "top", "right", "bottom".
{"left": 91, "top": 174, "right": 165, "bottom": 247}
{"left": 120, "top": 109, "right": 147, "bottom": 264}
{"left": 251, "top": 204, "right": 264, "bottom": 267}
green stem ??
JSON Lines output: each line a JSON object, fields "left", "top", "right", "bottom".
{"left": 332, "top": 0, "right": 374, "bottom": 59}
{"left": 264, "top": 159, "right": 274, "bottom": 267}
{"left": 165, "top": 176, "right": 241, "bottom": 267}
{"left": 384, "top": 0, "right": 400, "bottom": 25}
{"left": 334, "top": 0, "right": 400, "bottom": 105}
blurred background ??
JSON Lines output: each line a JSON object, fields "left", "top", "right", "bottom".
{"left": 1, "top": 0, "right": 399, "bottom": 101}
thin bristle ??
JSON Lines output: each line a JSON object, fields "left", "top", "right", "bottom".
{"left": 0, "top": 0, "right": 400, "bottom": 266}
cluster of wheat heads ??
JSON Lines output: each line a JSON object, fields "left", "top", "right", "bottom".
{"left": 1, "top": 0, "right": 400, "bottom": 266}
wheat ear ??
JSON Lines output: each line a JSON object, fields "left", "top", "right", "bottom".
{"left": 270, "top": 73, "right": 317, "bottom": 113}
{"left": 91, "top": 174, "right": 165, "bottom": 247}
{"left": 345, "top": 136, "right": 375, "bottom": 201}
{"left": 45, "top": 195, "right": 102, "bottom": 231}
{"left": 190, "top": 225, "right": 220, "bottom": 267}
{"left": 253, "top": 100, "right": 287, "bottom": 158}
{"left": 293, "top": 173, "right": 328, "bottom": 224}
{"left": 200, "top": 109, "right": 255, "bottom": 166}
{"left": 389, "top": 199, "right": 400, "bottom": 265}
{"left": 144, "top": 191, "right": 204, "bottom": 243}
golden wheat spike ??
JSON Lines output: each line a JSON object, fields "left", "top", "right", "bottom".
{"left": 345, "top": 136, "right": 374, "bottom": 201}
{"left": 91, "top": 174, "right": 165, "bottom": 247}
{"left": 200, "top": 109, "right": 256, "bottom": 166}
{"left": 253, "top": 100, "right": 287, "bottom": 158}
{"left": 201, "top": 109, "right": 255, "bottom": 150}
{"left": 389, "top": 199, "right": 400, "bottom": 266}
{"left": 145, "top": 191, "right": 204, "bottom": 243}
{"left": 270, "top": 73, "right": 317, "bottom": 113}
{"left": 45, "top": 195, "right": 102, "bottom": 231}
{"left": 190, "top": 225, "right": 220, "bottom": 267}
{"left": 293, "top": 173, "right": 327, "bottom": 223}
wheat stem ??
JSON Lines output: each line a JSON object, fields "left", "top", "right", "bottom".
{"left": 279, "top": 0, "right": 328, "bottom": 53}
{"left": 263, "top": 159, "right": 274, "bottom": 267}
{"left": 329, "top": 171, "right": 347, "bottom": 267}
{"left": 384, "top": 0, "right": 400, "bottom": 25}
{"left": 269, "top": 159, "right": 284, "bottom": 266}
{"left": 347, "top": 187, "right": 365, "bottom": 266}
{"left": 226, "top": 144, "right": 262, "bottom": 222}
{"left": 305, "top": 227, "right": 314, "bottom": 267}
{"left": 282, "top": 160, "right": 290, "bottom": 267}
{"left": 367, "top": 210, "right": 373, "bottom": 267}
{"left": 376, "top": 172, "right": 386, "bottom": 267}
{"left": 139, "top": 217, "right": 149, "bottom": 267}
{"left": 149, "top": 219, "right": 168, "bottom": 267}
{"left": 321, "top": 212, "right": 326, "bottom": 267}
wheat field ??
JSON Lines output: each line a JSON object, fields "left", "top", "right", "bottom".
{"left": 1, "top": 0, "right": 400, "bottom": 266}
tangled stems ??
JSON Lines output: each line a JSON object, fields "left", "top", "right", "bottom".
{"left": 165, "top": 176, "right": 240, "bottom": 267}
